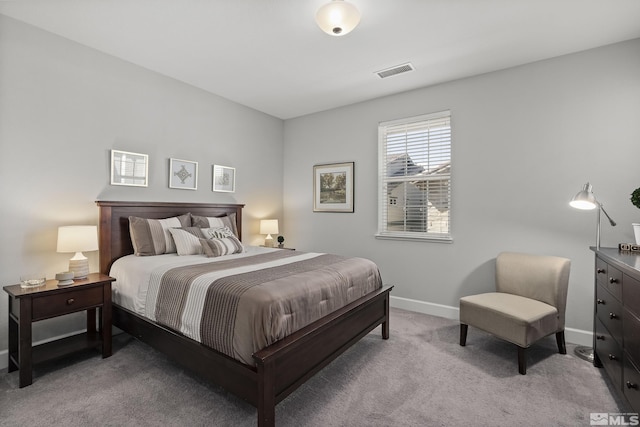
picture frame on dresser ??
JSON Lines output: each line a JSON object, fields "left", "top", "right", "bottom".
{"left": 169, "top": 158, "right": 198, "bottom": 190}
{"left": 110, "top": 150, "right": 148, "bottom": 187}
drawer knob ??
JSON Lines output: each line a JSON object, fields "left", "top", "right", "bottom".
{"left": 597, "top": 268, "right": 605, "bottom": 274}
{"left": 596, "top": 335, "right": 606, "bottom": 340}
{"left": 609, "top": 277, "right": 619, "bottom": 284}
{"left": 627, "top": 381, "right": 638, "bottom": 390}
{"left": 66, "top": 298, "right": 75, "bottom": 305}
{"left": 609, "top": 312, "right": 618, "bottom": 319}
{"left": 597, "top": 299, "right": 605, "bottom": 305}
{"left": 608, "top": 354, "right": 618, "bottom": 361}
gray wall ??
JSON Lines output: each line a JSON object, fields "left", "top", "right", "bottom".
{"left": 0, "top": 16, "right": 284, "bottom": 357}
{"left": 283, "top": 38, "right": 640, "bottom": 344}
{"left": 1, "top": 12, "right": 639, "bottom": 364}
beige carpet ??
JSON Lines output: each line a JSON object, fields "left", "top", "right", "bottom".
{"left": 0, "top": 308, "right": 624, "bottom": 426}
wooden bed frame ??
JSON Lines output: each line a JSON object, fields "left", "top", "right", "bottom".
{"left": 96, "top": 200, "right": 392, "bottom": 427}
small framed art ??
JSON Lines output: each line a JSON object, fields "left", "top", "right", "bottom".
{"left": 110, "top": 149, "right": 148, "bottom": 187}
{"left": 313, "top": 162, "right": 354, "bottom": 212}
{"left": 212, "top": 165, "right": 235, "bottom": 193}
{"left": 169, "top": 158, "right": 198, "bottom": 190}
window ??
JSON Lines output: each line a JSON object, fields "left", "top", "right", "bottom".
{"left": 377, "top": 111, "right": 452, "bottom": 242}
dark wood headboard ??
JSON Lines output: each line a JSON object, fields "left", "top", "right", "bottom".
{"left": 96, "top": 201, "right": 244, "bottom": 275}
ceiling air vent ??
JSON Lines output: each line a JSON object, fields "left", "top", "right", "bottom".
{"left": 375, "top": 62, "right": 415, "bottom": 79}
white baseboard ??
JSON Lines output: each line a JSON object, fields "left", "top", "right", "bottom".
{"left": 390, "top": 295, "right": 593, "bottom": 347}
{"left": 0, "top": 299, "right": 595, "bottom": 371}
{"left": 0, "top": 329, "right": 85, "bottom": 371}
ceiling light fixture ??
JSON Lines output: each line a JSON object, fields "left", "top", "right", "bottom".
{"left": 315, "top": 0, "right": 361, "bottom": 36}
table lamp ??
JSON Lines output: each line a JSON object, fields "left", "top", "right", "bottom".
{"left": 57, "top": 225, "right": 99, "bottom": 279}
{"left": 260, "top": 219, "right": 279, "bottom": 248}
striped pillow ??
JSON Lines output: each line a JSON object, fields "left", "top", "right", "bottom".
{"left": 129, "top": 214, "right": 191, "bottom": 256}
{"left": 199, "top": 236, "right": 244, "bottom": 257}
{"left": 168, "top": 227, "right": 206, "bottom": 255}
{"left": 191, "top": 213, "right": 238, "bottom": 238}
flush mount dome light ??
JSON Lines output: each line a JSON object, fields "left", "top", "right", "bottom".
{"left": 315, "top": 0, "right": 361, "bottom": 36}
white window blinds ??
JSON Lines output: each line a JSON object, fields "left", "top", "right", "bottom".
{"left": 377, "top": 111, "right": 452, "bottom": 241}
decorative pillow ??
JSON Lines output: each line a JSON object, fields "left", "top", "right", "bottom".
{"left": 201, "top": 226, "right": 234, "bottom": 239}
{"left": 191, "top": 213, "right": 238, "bottom": 238}
{"left": 199, "top": 236, "right": 244, "bottom": 258}
{"left": 129, "top": 213, "right": 191, "bottom": 256}
{"left": 168, "top": 227, "right": 206, "bottom": 255}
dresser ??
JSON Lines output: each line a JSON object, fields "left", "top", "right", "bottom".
{"left": 592, "top": 247, "right": 640, "bottom": 412}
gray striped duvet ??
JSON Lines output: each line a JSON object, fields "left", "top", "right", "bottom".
{"left": 140, "top": 249, "right": 382, "bottom": 365}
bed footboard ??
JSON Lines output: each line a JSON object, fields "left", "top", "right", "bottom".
{"left": 253, "top": 285, "right": 393, "bottom": 427}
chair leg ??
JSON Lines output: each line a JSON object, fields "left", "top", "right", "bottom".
{"left": 460, "top": 324, "right": 468, "bottom": 346}
{"left": 556, "top": 331, "right": 566, "bottom": 354}
{"left": 517, "top": 346, "right": 526, "bottom": 375}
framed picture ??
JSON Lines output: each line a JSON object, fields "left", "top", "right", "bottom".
{"left": 212, "top": 165, "right": 236, "bottom": 193}
{"left": 110, "top": 150, "right": 148, "bottom": 187}
{"left": 169, "top": 158, "right": 198, "bottom": 190}
{"left": 313, "top": 162, "right": 354, "bottom": 213}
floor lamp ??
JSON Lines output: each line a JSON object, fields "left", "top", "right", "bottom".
{"left": 570, "top": 182, "right": 617, "bottom": 362}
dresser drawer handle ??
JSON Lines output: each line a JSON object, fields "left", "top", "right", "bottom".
{"left": 597, "top": 268, "right": 605, "bottom": 274}
{"left": 609, "top": 312, "right": 618, "bottom": 319}
{"left": 608, "top": 354, "right": 618, "bottom": 361}
{"left": 597, "top": 299, "right": 605, "bottom": 305}
{"left": 609, "top": 277, "right": 619, "bottom": 284}
{"left": 596, "top": 335, "right": 606, "bottom": 340}
{"left": 627, "top": 381, "right": 638, "bottom": 390}
{"left": 67, "top": 298, "right": 75, "bottom": 305}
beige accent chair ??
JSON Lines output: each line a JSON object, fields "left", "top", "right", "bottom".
{"left": 459, "top": 252, "right": 571, "bottom": 375}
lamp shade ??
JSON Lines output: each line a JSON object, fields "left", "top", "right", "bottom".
{"left": 315, "top": 0, "right": 361, "bottom": 36}
{"left": 260, "top": 220, "right": 279, "bottom": 236}
{"left": 57, "top": 226, "right": 99, "bottom": 253}
{"left": 569, "top": 183, "right": 597, "bottom": 210}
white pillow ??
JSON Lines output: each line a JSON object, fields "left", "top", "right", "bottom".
{"left": 168, "top": 228, "right": 204, "bottom": 255}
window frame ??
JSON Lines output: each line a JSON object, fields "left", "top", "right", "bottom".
{"left": 376, "top": 110, "right": 452, "bottom": 243}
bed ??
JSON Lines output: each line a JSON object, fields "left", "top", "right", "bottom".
{"left": 97, "top": 200, "right": 392, "bottom": 427}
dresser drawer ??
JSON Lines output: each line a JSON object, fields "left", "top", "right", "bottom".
{"left": 625, "top": 308, "right": 640, "bottom": 365}
{"left": 596, "top": 258, "right": 609, "bottom": 286}
{"left": 624, "top": 274, "right": 640, "bottom": 319}
{"left": 596, "top": 283, "right": 623, "bottom": 344}
{"left": 595, "top": 317, "right": 622, "bottom": 390}
{"left": 607, "top": 265, "right": 623, "bottom": 301}
{"left": 624, "top": 357, "right": 640, "bottom": 411}
{"left": 32, "top": 286, "right": 104, "bottom": 321}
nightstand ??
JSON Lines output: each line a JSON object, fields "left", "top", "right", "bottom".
{"left": 3, "top": 273, "right": 115, "bottom": 387}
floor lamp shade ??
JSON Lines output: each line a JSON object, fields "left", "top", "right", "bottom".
{"left": 260, "top": 219, "right": 279, "bottom": 248}
{"left": 57, "top": 225, "right": 99, "bottom": 279}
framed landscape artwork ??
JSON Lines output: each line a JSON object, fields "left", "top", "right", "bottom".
{"left": 212, "top": 165, "right": 235, "bottom": 193}
{"left": 169, "top": 158, "right": 198, "bottom": 190}
{"left": 313, "top": 162, "right": 354, "bottom": 212}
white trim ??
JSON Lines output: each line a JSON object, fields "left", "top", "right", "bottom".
{"left": 390, "top": 295, "right": 593, "bottom": 346}
{"left": 0, "top": 328, "right": 85, "bottom": 370}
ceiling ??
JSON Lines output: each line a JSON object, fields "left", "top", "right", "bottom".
{"left": 2, "top": 0, "right": 640, "bottom": 120}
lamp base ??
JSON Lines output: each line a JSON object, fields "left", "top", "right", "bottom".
{"left": 68, "top": 258, "right": 89, "bottom": 279}
{"left": 574, "top": 345, "right": 594, "bottom": 363}
{"left": 264, "top": 235, "right": 274, "bottom": 248}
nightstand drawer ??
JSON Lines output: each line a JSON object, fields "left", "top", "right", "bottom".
{"left": 32, "top": 286, "right": 103, "bottom": 320}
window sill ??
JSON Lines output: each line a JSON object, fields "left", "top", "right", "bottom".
{"left": 374, "top": 233, "right": 453, "bottom": 243}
